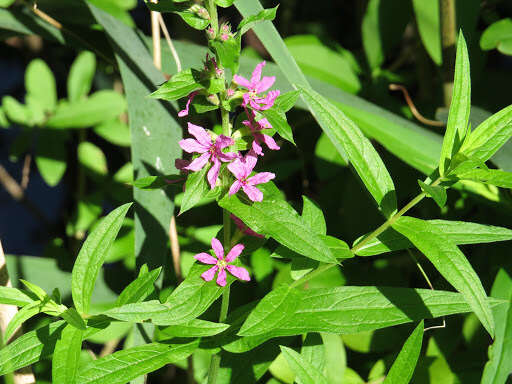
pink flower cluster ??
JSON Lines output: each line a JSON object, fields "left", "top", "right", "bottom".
{"left": 180, "top": 61, "right": 283, "bottom": 286}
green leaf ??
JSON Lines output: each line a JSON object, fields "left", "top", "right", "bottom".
{"left": 258, "top": 107, "right": 294, "bottom": 144}
{"left": 481, "top": 269, "right": 512, "bottom": 384}
{"left": 215, "top": 0, "right": 234, "bottom": 7}
{"left": 143, "top": 0, "right": 182, "bottom": 12}
{"left": 52, "top": 324, "right": 83, "bottom": 384}
{"left": 180, "top": 165, "right": 210, "bottom": 215}
{"left": 274, "top": 90, "right": 300, "bottom": 113}
{"left": 162, "top": 263, "right": 234, "bottom": 325}
{"left": 150, "top": 68, "right": 203, "bottom": 101}
{"left": 78, "top": 141, "right": 108, "bottom": 176}
{"left": 412, "top": 0, "right": 441, "bottom": 65}
{"left": 0, "top": 286, "right": 35, "bottom": 306}
{"left": 133, "top": 175, "right": 183, "bottom": 190}
{"left": 67, "top": 51, "right": 96, "bottom": 103}
{"left": 439, "top": 32, "right": 471, "bottom": 176}
{"left": 71, "top": 203, "right": 132, "bottom": 315}
{"left": 103, "top": 300, "right": 170, "bottom": 323}
{"left": 280, "top": 346, "right": 329, "bottom": 384}
{"left": 61, "top": 308, "right": 87, "bottom": 330}
{"left": 116, "top": 267, "right": 161, "bottom": 306}
{"left": 453, "top": 168, "right": 512, "bottom": 189}
{"left": 285, "top": 35, "right": 360, "bottom": 94}
{"left": 157, "top": 319, "right": 230, "bottom": 338}
{"left": 46, "top": 90, "right": 126, "bottom": 129}
{"left": 175, "top": 11, "right": 209, "bottom": 30}
{"left": 76, "top": 340, "right": 198, "bottom": 384}
{"left": 299, "top": 86, "right": 397, "bottom": 218}
{"left": 237, "top": 6, "right": 278, "bottom": 36}
{"left": 0, "top": 0, "right": 15, "bottom": 8}
{"left": 393, "top": 216, "right": 495, "bottom": 337}
{"left": 4, "top": 301, "right": 41, "bottom": 343}
{"left": 19, "top": 279, "right": 47, "bottom": 300}
{"left": 460, "top": 104, "right": 512, "bottom": 163}
{"left": 301, "top": 196, "right": 326, "bottom": 235}
{"left": 0, "top": 321, "right": 66, "bottom": 375}
{"left": 219, "top": 190, "right": 335, "bottom": 263}
{"left": 93, "top": 119, "right": 131, "bottom": 147}
{"left": 480, "top": 18, "right": 512, "bottom": 55}
{"left": 238, "top": 285, "right": 503, "bottom": 338}
{"left": 35, "top": 130, "right": 68, "bottom": 187}
{"left": 321, "top": 334, "right": 346, "bottom": 384}
{"left": 25, "top": 58, "right": 57, "bottom": 112}
{"left": 210, "top": 38, "right": 241, "bottom": 75}
{"left": 382, "top": 321, "right": 424, "bottom": 384}
{"left": 353, "top": 220, "right": 512, "bottom": 257}
{"left": 2, "top": 95, "right": 31, "bottom": 125}
{"left": 300, "top": 333, "right": 325, "bottom": 372}
{"left": 418, "top": 180, "right": 447, "bottom": 208}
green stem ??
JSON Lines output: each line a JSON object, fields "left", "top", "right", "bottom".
{"left": 440, "top": 0, "right": 456, "bottom": 107}
{"left": 207, "top": 0, "right": 219, "bottom": 38}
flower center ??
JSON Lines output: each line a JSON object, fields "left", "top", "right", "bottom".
{"left": 217, "top": 259, "right": 227, "bottom": 268}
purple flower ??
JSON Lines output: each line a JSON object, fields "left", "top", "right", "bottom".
{"left": 194, "top": 237, "right": 250, "bottom": 286}
{"left": 178, "top": 91, "right": 198, "bottom": 118}
{"left": 179, "top": 123, "right": 237, "bottom": 189}
{"left": 227, "top": 151, "right": 275, "bottom": 202}
{"left": 233, "top": 61, "right": 280, "bottom": 111}
{"left": 231, "top": 214, "right": 264, "bottom": 238}
{"left": 243, "top": 110, "right": 280, "bottom": 156}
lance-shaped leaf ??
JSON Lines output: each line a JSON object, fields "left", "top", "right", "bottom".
{"left": 218, "top": 191, "right": 335, "bottom": 263}
{"left": 439, "top": 32, "right": 471, "bottom": 176}
{"left": 0, "top": 286, "right": 35, "bottom": 306}
{"left": 53, "top": 324, "right": 83, "bottom": 384}
{"left": 116, "top": 267, "right": 161, "bottom": 306}
{"left": 133, "top": 175, "right": 183, "bottom": 190}
{"left": 258, "top": 108, "right": 295, "bottom": 144}
{"left": 418, "top": 180, "right": 447, "bottom": 208}
{"left": 237, "top": 6, "right": 278, "bottom": 36}
{"left": 150, "top": 69, "right": 203, "bottom": 101}
{"left": 280, "top": 346, "right": 330, "bottom": 384}
{"left": 393, "top": 216, "right": 494, "bottom": 337}
{"left": 3, "top": 301, "right": 42, "bottom": 343}
{"left": 72, "top": 203, "right": 132, "bottom": 314}
{"left": 461, "top": 104, "right": 512, "bottom": 163}
{"left": 103, "top": 300, "right": 170, "bottom": 323}
{"left": 25, "top": 58, "right": 56, "bottom": 113}
{"left": 353, "top": 219, "right": 512, "bottom": 256}
{"left": 453, "top": 167, "right": 512, "bottom": 189}
{"left": 180, "top": 165, "right": 210, "bottom": 215}
{"left": 67, "top": 51, "right": 96, "bottom": 103}
{"left": 157, "top": 319, "right": 229, "bottom": 339}
{"left": 238, "top": 286, "right": 503, "bottom": 338}
{"left": 76, "top": 340, "right": 198, "bottom": 384}
{"left": 382, "top": 321, "right": 424, "bottom": 384}
{"left": 299, "top": 86, "right": 397, "bottom": 218}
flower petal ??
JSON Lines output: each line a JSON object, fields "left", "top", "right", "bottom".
{"left": 255, "top": 76, "right": 275, "bottom": 94}
{"left": 252, "top": 139, "right": 264, "bottom": 156}
{"left": 228, "top": 159, "right": 247, "bottom": 180}
{"left": 216, "top": 267, "right": 227, "bottom": 286}
{"left": 218, "top": 151, "right": 238, "bottom": 162}
{"left": 188, "top": 123, "right": 212, "bottom": 147}
{"left": 194, "top": 252, "right": 218, "bottom": 265}
{"left": 179, "top": 139, "right": 208, "bottom": 154}
{"left": 178, "top": 91, "right": 198, "bottom": 117}
{"left": 244, "top": 151, "right": 258, "bottom": 174}
{"left": 247, "top": 171, "right": 275, "bottom": 186}
{"left": 175, "top": 158, "right": 190, "bottom": 171}
{"left": 251, "top": 61, "right": 266, "bottom": 86}
{"left": 225, "top": 243, "right": 245, "bottom": 262}
{"left": 229, "top": 180, "right": 242, "bottom": 196}
{"left": 226, "top": 265, "right": 250, "bottom": 281}
{"left": 242, "top": 184, "right": 263, "bottom": 202}
{"left": 233, "top": 74, "right": 252, "bottom": 89}
{"left": 262, "top": 134, "right": 280, "bottom": 150}
{"left": 201, "top": 266, "right": 218, "bottom": 282}
{"left": 184, "top": 152, "right": 210, "bottom": 171}
{"left": 211, "top": 237, "right": 224, "bottom": 260}
{"left": 215, "top": 134, "right": 234, "bottom": 149}
{"left": 207, "top": 158, "right": 221, "bottom": 189}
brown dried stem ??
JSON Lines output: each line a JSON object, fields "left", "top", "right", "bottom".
{"left": 389, "top": 84, "right": 445, "bottom": 127}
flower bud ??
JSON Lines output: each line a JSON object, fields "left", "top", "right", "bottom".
{"left": 206, "top": 27, "right": 215, "bottom": 40}
{"left": 190, "top": 4, "right": 210, "bottom": 20}
{"left": 207, "top": 94, "right": 220, "bottom": 105}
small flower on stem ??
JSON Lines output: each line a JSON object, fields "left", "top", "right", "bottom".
{"left": 228, "top": 151, "right": 275, "bottom": 202}
{"left": 179, "top": 123, "right": 237, "bottom": 189}
{"left": 233, "top": 61, "right": 280, "bottom": 110}
{"left": 243, "top": 110, "right": 280, "bottom": 156}
{"left": 194, "top": 237, "right": 250, "bottom": 286}
{"left": 231, "top": 214, "right": 264, "bottom": 238}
